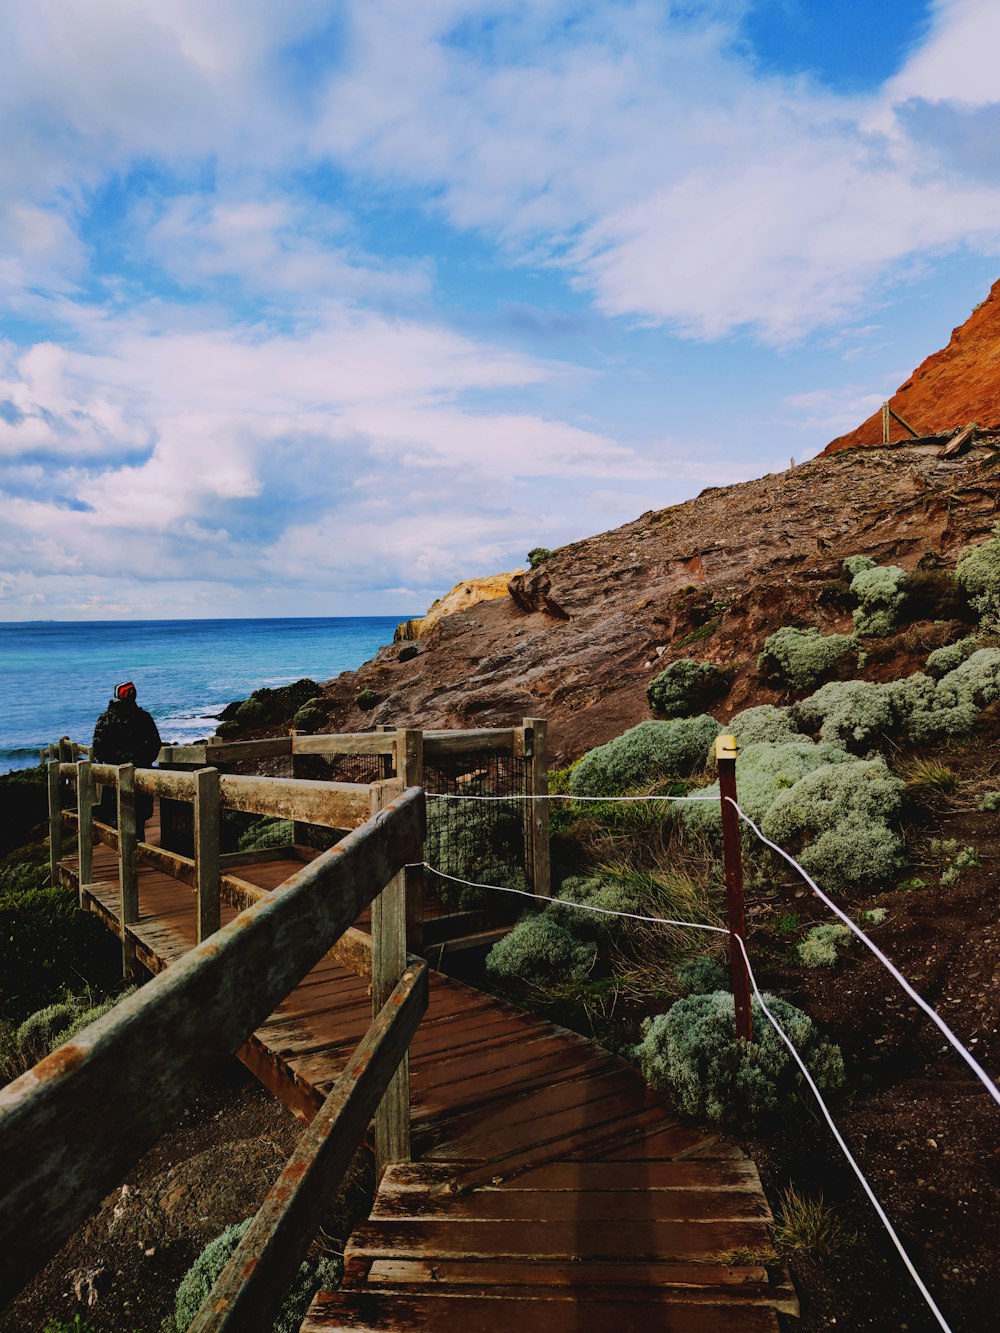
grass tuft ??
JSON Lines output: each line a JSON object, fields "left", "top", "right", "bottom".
{"left": 774, "top": 1186, "right": 858, "bottom": 1254}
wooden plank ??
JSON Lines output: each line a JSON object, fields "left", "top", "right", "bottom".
{"left": 941, "top": 422, "right": 978, "bottom": 457}
{"left": 364, "top": 1258, "right": 769, "bottom": 1289}
{"left": 207, "top": 738, "right": 294, "bottom": 763}
{"left": 372, "top": 1186, "right": 766, "bottom": 1223}
{"left": 423, "top": 729, "right": 516, "bottom": 755}
{"left": 76, "top": 760, "right": 94, "bottom": 901}
{"left": 187, "top": 961, "right": 428, "bottom": 1333}
{"left": 303, "top": 1290, "right": 781, "bottom": 1332}
{"left": 219, "top": 773, "right": 370, "bottom": 829}
{"left": 219, "top": 844, "right": 300, "bottom": 867}
{"left": 117, "top": 764, "right": 140, "bottom": 983}
{"left": 371, "top": 779, "right": 410, "bottom": 1176}
{"left": 195, "top": 768, "right": 221, "bottom": 942}
{"left": 156, "top": 744, "right": 209, "bottom": 766}
{"left": 0, "top": 786, "right": 425, "bottom": 1306}
{"left": 47, "top": 761, "right": 61, "bottom": 889}
{"left": 887, "top": 403, "right": 920, "bottom": 438}
{"left": 133, "top": 768, "right": 197, "bottom": 801}
{"left": 292, "top": 732, "right": 397, "bottom": 757}
{"left": 377, "top": 1160, "right": 757, "bottom": 1194}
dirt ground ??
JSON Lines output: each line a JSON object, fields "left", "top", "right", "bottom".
{"left": 3, "top": 1060, "right": 372, "bottom": 1333}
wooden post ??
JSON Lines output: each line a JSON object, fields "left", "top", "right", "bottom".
{"left": 77, "top": 760, "right": 94, "bottom": 905}
{"left": 194, "top": 768, "right": 221, "bottom": 942}
{"left": 47, "top": 760, "right": 61, "bottom": 888}
{"left": 58, "top": 736, "right": 71, "bottom": 764}
{"left": 396, "top": 729, "right": 425, "bottom": 953}
{"left": 117, "top": 764, "right": 141, "bottom": 982}
{"left": 716, "top": 735, "right": 752, "bottom": 1041}
{"left": 370, "top": 777, "right": 410, "bottom": 1177}
{"left": 377, "top": 723, "right": 395, "bottom": 781}
{"left": 881, "top": 401, "right": 890, "bottom": 444}
{"left": 524, "top": 717, "right": 551, "bottom": 898}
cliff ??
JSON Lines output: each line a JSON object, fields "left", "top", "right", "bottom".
{"left": 824, "top": 280, "right": 1000, "bottom": 453}
{"left": 306, "top": 437, "right": 1000, "bottom": 764}
{"left": 395, "top": 571, "right": 524, "bottom": 641}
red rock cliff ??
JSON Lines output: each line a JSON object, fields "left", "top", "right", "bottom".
{"left": 824, "top": 280, "right": 1000, "bottom": 454}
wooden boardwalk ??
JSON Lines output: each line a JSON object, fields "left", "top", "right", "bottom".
{"left": 63, "top": 828, "right": 797, "bottom": 1331}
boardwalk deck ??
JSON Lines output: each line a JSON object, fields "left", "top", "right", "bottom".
{"left": 61, "top": 815, "right": 797, "bottom": 1331}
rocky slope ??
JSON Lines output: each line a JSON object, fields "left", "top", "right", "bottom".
{"left": 394, "top": 570, "right": 524, "bottom": 641}
{"left": 824, "top": 280, "right": 1000, "bottom": 453}
{"left": 283, "top": 437, "right": 1000, "bottom": 764}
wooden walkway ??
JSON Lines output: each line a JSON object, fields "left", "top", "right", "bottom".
{"left": 63, "top": 828, "right": 797, "bottom": 1331}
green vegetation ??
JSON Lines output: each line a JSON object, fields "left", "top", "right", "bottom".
{"left": 900, "top": 757, "right": 958, "bottom": 804}
{"left": 682, "top": 738, "right": 854, "bottom": 830}
{"left": 977, "top": 790, "right": 1000, "bottom": 811}
{"left": 291, "top": 699, "right": 326, "bottom": 732}
{"left": 956, "top": 524, "right": 1000, "bottom": 629}
{"left": 725, "top": 705, "right": 800, "bottom": 748}
{"left": 635, "top": 991, "right": 844, "bottom": 1124}
{"left": 928, "top": 839, "right": 981, "bottom": 887}
{"left": 795, "top": 679, "right": 896, "bottom": 752}
{"left": 397, "top": 643, "right": 419, "bottom": 662}
{"left": 926, "top": 637, "right": 978, "bottom": 678}
{"left": 527, "top": 547, "right": 553, "bottom": 568}
{"left": 485, "top": 914, "right": 596, "bottom": 990}
{"left": 569, "top": 716, "right": 719, "bottom": 797}
{"left": 647, "top": 659, "right": 728, "bottom": 718}
{"left": 2, "top": 988, "right": 134, "bottom": 1083}
{"left": 774, "top": 1186, "right": 858, "bottom": 1254}
{"left": 425, "top": 798, "right": 528, "bottom": 910}
{"left": 167, "top": 1219, "right": 341, "bottom": 1333}
{"left": 849, "top": 563, "right": 906, "bottom": 636}
{"left": 797, "top": 923, "right": 851, "bottom": 968}
{"left": 757, "top": 627, "right": 858, "bottom": 691}
{"left": 842, "top": 555, "right": 876, "bottom": 579}
{"left": 674, "top": 954, "right": 728, "bottom": 996}
{"left": 354, "top": 688, "right": 380, "bottom": 711}
{"left": 234, "top": 697, "right": 266, "bottom": 724}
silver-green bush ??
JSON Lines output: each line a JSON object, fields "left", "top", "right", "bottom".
{"left": 725, "top": 705, "right": 800, "bottom": 748}
{"left": 886, "top": 672, "right": 977, "bottom": 744}
{"left": 797, "top": 923, "right": 851, "bottom": 968}
{"left": 544, "top": 875, "right": 643, "bottom": 942}
{"left": 636, "top": 991, "right": 845, "bottom": 1123}
{"left": 425, "top": 799, "right": 528, "bottom": 909}
{"left": 956, "top": 525, "right": 1000, "bottom": 627}
{"left": 485, "top": 914, "right": 595, "bottom": 988}
{"left": 946, "top": 647, "right": 1000, "bottom": 706}
{"left": 843, "top": 555, "right": 876, "bottom": 579}
{"left": 762, "top": 759, "right": 904, "bottom": 890}
{"left": 569, "top": 716, "right": 720, "bottom": 797}
{"left": 757, "top": 627, "right": 858, "bottom": 690}
{"left": 647, "top": 659, "right": 728, "bottom": 718}
{"left": 794, "top": 679, "right": 895, "bottom": 752}
{"left": 925, "top": 638, "right": 979, "bottom": 679}
{"left": 674, "top": 954, "right": 728, "bottom": 996}
{"left": 169, "top": 1219, "right": 341, "bottom": 1333}
{"left": 850, "top": 564, "right": 906, "bottom": 637}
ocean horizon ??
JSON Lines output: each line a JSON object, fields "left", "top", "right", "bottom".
{"left": 0, "top": 615, "right": 413, "bottom": 774}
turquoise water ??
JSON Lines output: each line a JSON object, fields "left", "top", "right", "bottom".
{"left": 0, "top": 617, "right": 409, "bottom": 773}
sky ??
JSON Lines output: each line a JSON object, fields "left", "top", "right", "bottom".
{"left": 2, "top": 0, "right": 1000, "bottom": 621}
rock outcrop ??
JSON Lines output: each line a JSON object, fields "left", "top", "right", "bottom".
{"left": 824, "top": 280, "right": 1000, "bottom": 454}
{"left": 395, "top": 571, "right": 524, "bottom": 641}
{"left": 304, "top": 437, "right": 1000, "bottom": 764}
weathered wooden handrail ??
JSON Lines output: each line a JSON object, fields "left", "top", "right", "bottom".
{"left": 218, "top": 773, "right": 369, "bottom": 828}
{"left": 0, "top": 786, "right": 425, "bottom": 1307}
{"left": 189, "top": 959, "right": 428, "bottom": 1333}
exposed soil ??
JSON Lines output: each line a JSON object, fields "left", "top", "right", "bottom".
{"left": 2, "top": 1060, "right": 372, "bottom": 1332}
{"left": 825, "top": 279, "right": 1000, "bottom": 452}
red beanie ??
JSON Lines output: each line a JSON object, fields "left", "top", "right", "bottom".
{"left": 115, "top": 682, "right": 137, "bottom": 701}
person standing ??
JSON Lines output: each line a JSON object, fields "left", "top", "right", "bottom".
{"left": 92, "top": 682, "right": 162, "bottom": 840}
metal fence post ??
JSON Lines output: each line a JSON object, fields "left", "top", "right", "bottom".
{"left": 716, "top": 735, "right": 753, "bottom": 1041}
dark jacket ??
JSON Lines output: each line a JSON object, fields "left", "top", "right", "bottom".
{"left": 92, "top": 698, "right": 162, "bottom": 769}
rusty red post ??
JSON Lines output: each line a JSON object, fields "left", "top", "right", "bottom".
{"left": 716, "top": 735, "right": 753, "bottom": 1041}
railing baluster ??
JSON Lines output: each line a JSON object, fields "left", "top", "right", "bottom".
{"left": 194, "top": 767, "right": 221, "bottom": 942}
{"left": 46, "top": 760, "right": 61, "bottom": 888}
{"left": 77, "top": 760, "right": 93, "bottom": 905}
{"left": 117, "top": 764, "right": 140, "bottom": 982}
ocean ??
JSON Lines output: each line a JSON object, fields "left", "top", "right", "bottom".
{"left": 0, "top": 616, "right": 410, "bottom": 774}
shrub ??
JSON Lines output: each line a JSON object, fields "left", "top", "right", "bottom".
{"left": 636, "top": 990, "right": 845, "bottom": 1124}
{"left": 794, "top": 679, "right": 895, "bottom": 752}
{"left": 527, "top": 547, "right": 553, "bottom": 568}
{"left": 425, "top": 799, "right": 528, "bottom": 909}
{"left": 291, "top": 700, "right": 325, "bottom": 732}
{"left": 842, "top": 555, "right": 876, "bottom": 579}
{"left": 570, "top": 716, "right": 720, "bottom": 797}
{"left": 774, "top": 1186, "right": 858, "bottom": 1253}
{"left": 757, "top": 627, "right": 858, "bottom": 691}
{"left": 355, "top": 689, "right": 380, "bottom": 711}
{"left": 946, "top": 647, "right": 1000, "bottom": 706}
{"left": 681, "top": 739, "right": 856, "bottom": 835}
{"left": 977, "top": 790, "right": 1000, "bottom": 812}
{"left": 725, "top": 705, "right": 800, "bottom": 749}
{"left": 13, "top": 1002, "right": 76, "bottom": 1066}
{"left": 675, "top": 954, "right": 728, "bottom": 996}
{"left": 899, "top": 757, "right": 958, "bottom": 803}
{"left": 850, "top": 564, "right": 906, "bottom": 637}
{"left": 887, "top": 672, "right": 977, "bottom": 744}
{"left": 762, "top": 760, "right": 905, "bottom": 891}
{"left": 926, "top": 637, "right": 978, "bottom": 678}
{"left": 544, "top": 874, "right": 643, "bottom": 943}
{"left": 215, "top": 720, "right": 240, "bottom": 738}
{"left": 169, "top": 1219, "right": 341, "bottom": 1333}
{"left": 862, "top": 908, "right": 887, "bottom": 925}
{"left": 485, "top": 915, "right": 595, "bottom": 989}
{"left": 956, "top": 525, "right": 1000, "bottom": 623}
{"left": 397, "top": 644, "right": 419, "bottom": 662}
{"left": 647, "top": 659, "right": 728, "bottom": 718}
{"left": 235, "top": 818, "right": 294, "bottom": 852}
{"left": 233, "top": 698, "right": 266, "bottom": 724}
{"left": 930, "top": 840, "right": 981, "bottom": 887}
{"left": 797, "top": 923, "right": 851, "bottom": 968}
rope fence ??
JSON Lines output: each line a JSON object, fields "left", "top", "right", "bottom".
{"left": 420, "top": 744, "right": 1000, "bottom": 1333}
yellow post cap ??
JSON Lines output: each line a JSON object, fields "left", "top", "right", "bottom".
{"left": 715, "top": 734, "right": 738, "bottom": 761}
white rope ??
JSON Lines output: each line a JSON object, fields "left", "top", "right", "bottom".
{"left": 416, "top": 863, "right": 728, "bottom": 934}
{"left": 425, "top": 791, "right": 719, "bottom": 802}
{"left": 732, "top": 934, "right": 952, "bottom": 1333}
{"left": 728, "top": 798, "right": 1000, "bottom": 1112}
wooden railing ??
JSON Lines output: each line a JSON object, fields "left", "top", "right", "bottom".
{"left": 1, "top": 774, "right": 427, "bottom": 1330}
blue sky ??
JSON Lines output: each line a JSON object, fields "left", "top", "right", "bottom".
{"left": 2, "top": 0, "right": 999, "bottom": 621}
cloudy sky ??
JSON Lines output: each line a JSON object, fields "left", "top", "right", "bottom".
{"left": 2, "top": 0, "right": 999, "bottom": 621}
